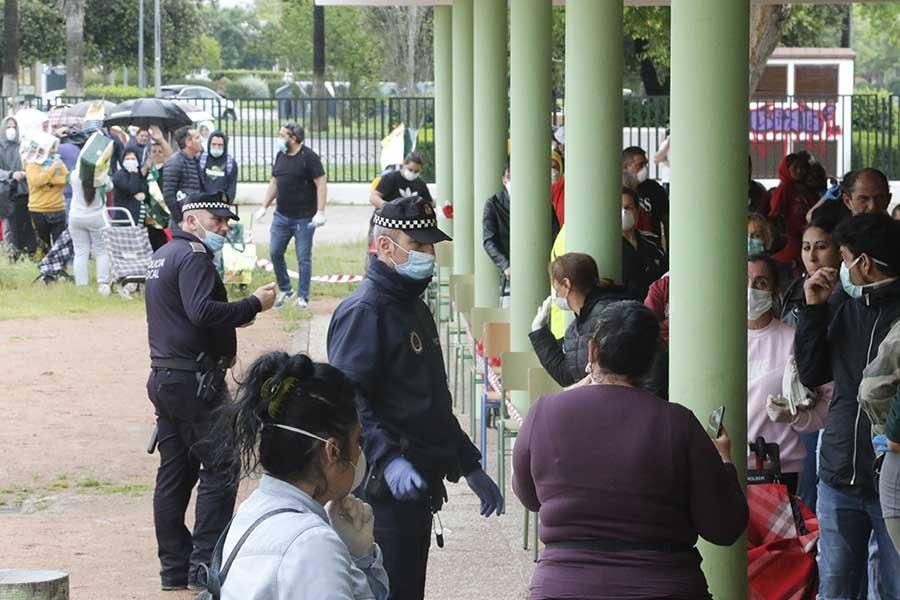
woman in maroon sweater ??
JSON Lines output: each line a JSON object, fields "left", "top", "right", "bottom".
{"left": 513, "top": 301, "right": 748, "bottom": 600}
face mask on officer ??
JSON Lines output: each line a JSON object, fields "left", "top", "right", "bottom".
{"left": 191, "top": 214, "right": 227, "bottom": 253}
{"left": 271, "top": 423, "right": 367, "bottom": 494}
{"left": 382, "top": 236, "right": 435, "bottom": 281}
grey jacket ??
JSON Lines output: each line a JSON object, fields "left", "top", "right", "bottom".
{"left": 221, "top": 475, "right": 389, "bottom": 600}
{"left": 0, "top": 118, "right": 22, "bottom": 173}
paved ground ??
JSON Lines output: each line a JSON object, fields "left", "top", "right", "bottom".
{"left": 0, "top": 285, "right": 535, "bottom": 599}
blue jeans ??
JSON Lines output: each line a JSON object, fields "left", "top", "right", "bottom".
{"left": 269, "top": 210, "right": 315, "bottom": 300}
{"left": 817, "top": 481, "right": 900, "bottom": 599}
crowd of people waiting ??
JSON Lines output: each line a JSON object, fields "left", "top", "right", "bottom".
{"left": 481, "top": 135, "right": 900, "bottom": 598}
{"left": 0, "top": 113, "right": 239, "bottom": 295}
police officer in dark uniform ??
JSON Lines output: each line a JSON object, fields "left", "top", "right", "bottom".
{"left": 144, "top": 191, "right": 276, "bottom": 591}
{"left": 327, "top": 195, "right": 504, "bottom": 600}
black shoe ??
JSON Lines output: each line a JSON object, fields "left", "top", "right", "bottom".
{"left": 188, "top": 568, "right": 208, "bottom": 592}
{"left": 161, "top": 579, "right": 187, "bottom": 591}
{"left": 187, "top": 580, "right": 206, "bottom": 592}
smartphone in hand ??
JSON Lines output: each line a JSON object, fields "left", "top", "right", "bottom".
{"left": 706, "top": 405, "right": 726, "bottom": 439}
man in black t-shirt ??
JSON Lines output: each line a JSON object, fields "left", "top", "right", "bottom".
{"left": 367, "top": 152, "right": 433, "bottom": 260}
{"left": 257, "top": 123, "right": 328, "bottom": 309}
{"left": 623, "top": 146, "right": 670, "bottom": 244}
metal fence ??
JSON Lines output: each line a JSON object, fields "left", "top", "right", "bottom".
{"left": 2, "top": 95, "right": 436, "bottom": 184}
{"left": 5, "top": 93, "right": 900, "bottom": 183}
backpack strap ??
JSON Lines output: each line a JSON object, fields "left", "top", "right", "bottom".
{"left": 203, "top": 507, "right": 301, "bottom": 599}
{"left": 199, "top": 153, "right": 208, "bottom": 174}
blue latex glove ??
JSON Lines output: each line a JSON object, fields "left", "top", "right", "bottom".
{"left": 874, "top": 435, "right": 890, "bottom": 455}
{"left": 465, "top": 468, "right": 504, "bottom": 517}
{"left": 384, "top": 457, "right": 428, "bottom": 501}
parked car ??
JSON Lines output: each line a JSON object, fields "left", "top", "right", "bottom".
{"left": 159, "top": 85, "right": 237, "bottom": 120}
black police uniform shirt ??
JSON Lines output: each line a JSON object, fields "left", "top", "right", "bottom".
{"left": 637, "top": 178, "right": 670, "bottom": 239}
{"left": 327, "top": 260, "right": 481, "bottom": 485}
{"left": 374, "top": 170, "right": 433, "bottom": 205}
{"left": 271, "top": 145, "right": 325, "bottom": 219}
{"left": 145, "top": 229, "right": 261, "bottom": 362}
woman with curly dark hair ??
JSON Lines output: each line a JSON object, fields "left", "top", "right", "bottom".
{"left": 209, "top": 351, "right": 389, "bottom": 600}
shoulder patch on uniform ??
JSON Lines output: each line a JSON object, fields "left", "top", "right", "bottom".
{"left": 189, "top": 242, "right": 207, "bottom": 253}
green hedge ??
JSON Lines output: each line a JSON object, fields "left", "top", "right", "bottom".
{"left": 72, "top": 84, "right": 153, "bottom": 98}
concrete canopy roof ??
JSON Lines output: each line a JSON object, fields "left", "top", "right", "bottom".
{"left": 317, "top": 0, "right": 882, "bottom": 5}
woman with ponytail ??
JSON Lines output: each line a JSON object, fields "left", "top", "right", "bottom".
{"left": 211, "top": 351, "right": 389, "bottom": 600}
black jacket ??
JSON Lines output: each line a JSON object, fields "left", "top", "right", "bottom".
{"left": 145, "top": 230, "right": 261, "bottom": 363}
{"left": 112, "top": 168, "right": 149, "bottom": 227}
{"left": 199, "top": 131, "right": 238, "bottom": 203}
{"left": 162, "top": 150, "right": 205, "bottom": 225}
{"left": 482, "top": 188, "right": 510, "bottom": 273}
{"left": 795, "top": 278, "right": 900, "bottom": 494}
{"left": 622, "top": 233, "right": 668, "bottom": 302}
{"left": 529, "top": 285, "right": 669, "bottom": 397}
{"left": 780, "top": 275, "right": 848, "bottom": 328}
{"left": 327, "top": 260, "right": 481, "bottom": 504}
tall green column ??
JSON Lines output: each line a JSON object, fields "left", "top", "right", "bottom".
{"left": 670, "top": 2, "right": 749, "bottom": 598}
{"left": 452, "top": 0, "right": 474, "bottom": 275}
{"left": 510, "top": 0, "right": 552, "bottom": 410}
{"left": 564, "top": 0, "right": 622, "bottom": 280}
{"left": 472, "top": 0, "right": 507, "bottom": 307}
{"left": 434, "top": 6, "right": 453, "bottom": 236}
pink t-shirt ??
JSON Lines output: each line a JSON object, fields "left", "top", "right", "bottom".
{"left": 747, "top": 318, "right": 829, "bottom": 475}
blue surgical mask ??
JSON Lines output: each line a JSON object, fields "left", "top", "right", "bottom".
{"left": 197, "top": 221, "right": 226, "bottom": 253}
{"left": 748, "top": 237, "right": 766, "bottom": 255}
{"left": 841, "top": 254, "right": 892, "bottom": 299}
{"left": 385, "top": 237, "right": 435, "bottom": 281}
{"left": 279, "top": 140, "right": 288, "bottom": 153}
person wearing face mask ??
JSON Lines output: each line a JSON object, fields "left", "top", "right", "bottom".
{"left": 143, "top": 192, "right": 277, "bottom": 591}
{"left": 199, "top": 131, "right": 239, "bottom": 204}
{"left": 482, "top": 164, "right": 512, "bottom": 306}
{"left": 0, "top": 116, "right": 36, "bottom": 258}
{"left": 257, "top": 123, "right": 327, "bottom": 309}
{"left": 528, "top": 252, "right": 668, "bottom": 397}
{"left": 327, "top": 195, "right": 503, "bottom": 600}
{"left": 367, "top": 153, "right": 433, "bottom": 265}
{"left": 622, "top": 146, "right": 669, "bottom": 242}
{"left": 622, "top": 186, "right": 667, "bottom": 302}
{"left": 746, "top": 254, "right": 828, "bottom": 497}
{"left": 514, "top": 301, "right": 747, "bottom": 600}
{"left": 163, "top": 126, "right": 207, "bottom": 230}
{"left": 207, "top": 352, "right": 389, "bottom": 600}
{"left": 112, "top": 148, "right": 150, "bottom": 228}
{"left": 795, "top": 213, "right": 900, "bottom": 598}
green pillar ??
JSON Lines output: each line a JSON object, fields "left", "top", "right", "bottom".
{"left": 564, "top": 0, "right": 622, "bottom": 281}
{"left": 452, "top": 0, "right": 474, "bottom": 275}
{"left": 434, "top": 6, "right": 453, "bottom": 236}
{"left": 510, "top": 0, "right": 552, "bottom": 409}
{"left": 472, "top": 0, "right": 507, "bottom": 307}
{"left": 670, "top": 2, "right": 749, "bottom": 598}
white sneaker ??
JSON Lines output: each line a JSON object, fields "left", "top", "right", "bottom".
{"left": 98, "top": 284, "right": 111, "bottom": 297}
{"left": 295, "top": 298, "right": 309, "bottom": 309}
{"left": 274, "top": 290, "right": 293, "bottom": 308}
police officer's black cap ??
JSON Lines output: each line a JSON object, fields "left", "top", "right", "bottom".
{"left": 181, "top": 191, "right": 239, "bottom": 221}
{"left": 373, "top": 195, "right": 451, "bottom": 244}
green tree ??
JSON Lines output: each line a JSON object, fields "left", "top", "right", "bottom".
{"left": 326, "top": 6, "right": 381, "bottom": 94}
{"left": 853, "top": 4, "right": 900, "bottom": 94}
{"left": 780, "top": 5, "right": 847, "bottom": 48}
{"left": 205, "top": 6, "right": 267, "bottom": 69}
{"left": 0, "top": 0, "right": 65, "bottom": 66}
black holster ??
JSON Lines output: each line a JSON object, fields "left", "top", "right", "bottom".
{"left": 196, "top": 353, "right": 231, "bottom": 406}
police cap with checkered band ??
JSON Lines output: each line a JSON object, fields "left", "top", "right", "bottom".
{"left": 373, "top": 195, "right": 451, "bottom": 244}
{"left": 180, "top": 191, "right": 240, "bottom": 221}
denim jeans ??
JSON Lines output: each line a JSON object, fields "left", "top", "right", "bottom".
{"left": 269, "top": 210, "right": 315, "bottom": 300}
{"left": 817, "top": 481, "right": 900, "bottom": 599}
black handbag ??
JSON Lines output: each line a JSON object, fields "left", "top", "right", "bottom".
{"left": 195, "top": 507, "right": 301, "bottom": 600}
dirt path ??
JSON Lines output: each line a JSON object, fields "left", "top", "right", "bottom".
{"left": 0, "top": 310, "right": 293, "bottom": 599}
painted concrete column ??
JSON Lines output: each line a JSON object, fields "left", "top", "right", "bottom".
{"left": 670, "top": 1, "right": 749, "bottom": 598}
{"left": 472, "top": 0, "right": 508, "bottom": 306}
{"left": 510, "top": 0, "right": 552, "bottom": 410}
{"left": 434, "top": 6, "right": 453, "bottom": 236}
{"left": 564, "top": 0, "right": 622, "bottom": 280}
{"left": 452, "top": 0, "right": 474, "bottom": 274}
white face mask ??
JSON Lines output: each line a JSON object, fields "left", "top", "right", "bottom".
{"left": 747, "top": 288, "right": 773, "bottom": 320}
{"left": 210, "top": 148, "right": 224, "bottom": 158}
{"left": 504, "top": 180, "right": 511, "bottom": 196}
{"left": 621, "top": 208, "right": 635, "bottom": 232}
{"left": 5, "top": 127, "right": 16, "bottom": 142}
{"left": 401, "top": 168, "right": 419, "bottom": 182}
{"left": 637, "top": 165, "right": 649, "bottom": 183}
{"left": 551, "top": 168, "right": 560, "bottom": 183}
{"left": 552, "top": 286, "right": 572, "bottom": 312}
{"left": 123, "top": 159, "right": 139, "bottom": 172}
{"left": 271, "top": 423, "right": 367, "bottom": 492}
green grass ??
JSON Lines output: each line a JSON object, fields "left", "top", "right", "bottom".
{"left": 0, "top": 240, "right": 366, "bottom": 322}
